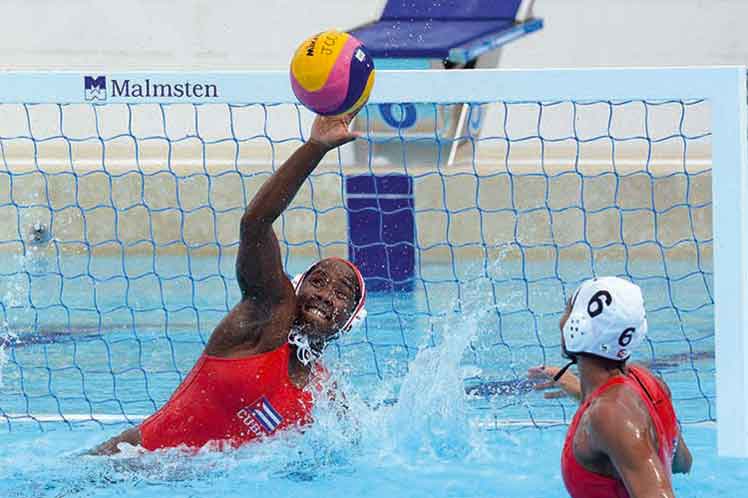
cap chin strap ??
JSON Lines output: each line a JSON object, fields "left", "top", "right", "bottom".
{"left": 553, "top": 357, "right": 578, "bottom": 382}
{"left": 288, "top": 328, "right": 325, "bottom": 367}
{"left": 343, "top": 308, "right": 367, "bottom": 333}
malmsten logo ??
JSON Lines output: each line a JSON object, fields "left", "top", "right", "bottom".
{"left": 84, "top": 76, "right": 107, "bottom": 101}
{"left": 112, "top": 79, "right": 219, "bottom": 98}
{"left": 84, "top": 75, "right": 220, "bottom": 100}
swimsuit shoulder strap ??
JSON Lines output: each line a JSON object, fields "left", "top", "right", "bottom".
{"left": 579, "top": 374, "right": 629, "bottom": 411}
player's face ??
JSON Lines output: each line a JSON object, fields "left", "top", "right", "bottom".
{"left": 296, "top": 259, "right": 359, "bottom": 338}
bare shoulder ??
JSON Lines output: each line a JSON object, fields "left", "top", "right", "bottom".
{"left": 205, "top": 292, "right": 296, "bottom": 356}
{"left": 585, "top": 383, "right": 652, "bottom": 444}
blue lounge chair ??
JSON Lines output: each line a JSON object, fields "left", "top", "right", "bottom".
{"left": 349, "top": 0, "right": 543, "bottom": 165}
{"left": 351, "top": 0, "right": 542, "bottom": 67}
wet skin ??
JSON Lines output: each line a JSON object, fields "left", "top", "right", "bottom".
{"left": 531, "top": 294, "right": 692, "bottom": 498}
{"left": 295, "top": 260, "right": 359, "bottom": 342}
{"left": 90, "top": 114, "right": 360, "bottom": 456}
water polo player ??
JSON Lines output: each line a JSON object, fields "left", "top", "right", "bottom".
{"left": 91, "top": 113, "right": 366, "bottom": 454}
{"left": 528, "top": 277, "right": 692, "bottom": 498}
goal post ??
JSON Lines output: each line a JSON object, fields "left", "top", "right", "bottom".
{"left": 709, "top": 67, "right": 748, "bottom": 458}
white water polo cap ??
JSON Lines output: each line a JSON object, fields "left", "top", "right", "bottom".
{"left": 291, "top": 257, "right": 367, "bottom": 333}
{"left": 563, "top": 277, "right": 648, "bottom": 361}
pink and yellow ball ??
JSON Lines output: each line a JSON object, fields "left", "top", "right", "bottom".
{"left": 290, "top": 30, "right": 375, "bottom": 116}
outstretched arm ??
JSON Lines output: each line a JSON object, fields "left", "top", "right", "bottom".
{"left": 86, "top": 426, "right": 141, "bottom": 456}
{"left": 528, "top": 365, "right": 582, "bottom": 401}
{"left": 236, "top": 114, "right": 359, "bottom": 300}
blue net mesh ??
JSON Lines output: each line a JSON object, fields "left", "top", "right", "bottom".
{"left": 0, "top": 99, "right": 713, "bottom": 431}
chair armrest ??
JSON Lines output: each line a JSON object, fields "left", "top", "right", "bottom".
{"left": 448, "top": 18, "right": 543, "bottom": 65}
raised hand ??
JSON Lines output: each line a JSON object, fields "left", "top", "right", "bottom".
{"left": 308, "top": 112, "right": 361, "bottom": 150}
{"left": 528, "top": 365, "right": 582, "bottom": 401}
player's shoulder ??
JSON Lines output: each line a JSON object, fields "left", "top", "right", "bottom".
{"left": 588, "top": 382, "right": 638, "bottom": 414}
{"left": 586, "top": 381, "right": 651, "bottom": 434}
{"left": 584, "top": 380, "right": 661, "bottom": 458}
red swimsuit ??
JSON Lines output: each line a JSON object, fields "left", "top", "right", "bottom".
{"left": 140, "top": 343, "right": 316, "bottom": 451}
{"left": 561, "top": 365, "right": 679, "bottom": 498}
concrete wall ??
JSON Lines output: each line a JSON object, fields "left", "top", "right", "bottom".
{"left": 0, "top": 100, "right": 712, "bottom": 265}
{"left": 0, "top": 1, "right": 745, "bottom": 69}
{"left": 503, "top": 0, "right": 748, "bottom": 68}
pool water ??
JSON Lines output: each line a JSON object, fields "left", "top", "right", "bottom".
{"left": 0, "top": 255, "right": 737, "bottom": 497}
{"left": 2, "top": 423, "right": 746, "bottom": 498}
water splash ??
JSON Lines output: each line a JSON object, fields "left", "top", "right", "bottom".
{"left": 0, "top": 252, "right": 28, "bottom": 386}
{"left": 0, "top": 234, "right": 52, "bottom": 386}
{"left": 2, "top": 261, "right": 512, "bottom": 494}
{"left": 388, "top": 265, "right": 502, "bottom": 459}
{"left": 388, "top": 311, "right": 476, "bottom": 458}
{"left": 302, "top": 262, "right": 503, "bottom": 463}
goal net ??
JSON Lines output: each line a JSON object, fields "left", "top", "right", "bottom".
{"left": 0, "top": 69, "right": 745, "bottom": 455}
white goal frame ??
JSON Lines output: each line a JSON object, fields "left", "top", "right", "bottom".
{"left": 0, "top": 67, "right": 745, "bottom": 457}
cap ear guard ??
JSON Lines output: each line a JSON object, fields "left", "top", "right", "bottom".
{"left": 343, "top": 307, "right": 367, "bottom": 333}
{"left": 562, "top": 311, "right": 592, "bottom": 356}
{"left": 291, "top": 272, "right": 305, "bottom": 290}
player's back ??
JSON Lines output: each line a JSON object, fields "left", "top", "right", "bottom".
{"left": 626, "top": 364, "right": 680, "bottom": 461}
{"left": 561, "top": 364, "right": 679, "bottom": 498}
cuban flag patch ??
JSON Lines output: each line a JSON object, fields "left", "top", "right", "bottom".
{"left": 250, "top": 396, "right": 283, "bottom": 433}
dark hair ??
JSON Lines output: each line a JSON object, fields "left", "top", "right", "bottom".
{"left": 576, "top": 351, "right": 627, "bottom": 369}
